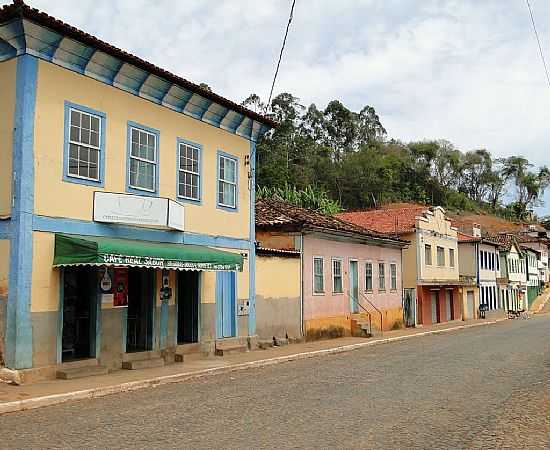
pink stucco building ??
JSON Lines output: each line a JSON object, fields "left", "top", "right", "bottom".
{"left": 256, "top": 199, "right": 407, "bottom": 337}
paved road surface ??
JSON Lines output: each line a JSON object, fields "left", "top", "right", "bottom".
{"left": 2, "top": 316, "right": 550, "bottom": 449}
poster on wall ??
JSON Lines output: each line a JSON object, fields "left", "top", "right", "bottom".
{"left": 113, "top": 267, "right": 129, "bottom": 308}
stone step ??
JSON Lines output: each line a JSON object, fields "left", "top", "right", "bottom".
{"left": 122, "top": 350, "right": 161, "bottom": 362}
{"left": 58, "top": 358, "right": 100, "bottom": 370}
{"left": 175, "top": 343, "right": 201, "bottom": 355}
{"left": 215, "top": 345, "right": 247, "bottom": 357}
{"left": 122, "top": 357, "right": 165, "bottom": 370}
{"left": 56, "top": 365, "right": 108, "bottom": 380}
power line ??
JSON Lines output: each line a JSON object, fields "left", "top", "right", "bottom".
{"left": 265, "top": 0, "right": 296, "bottom": 113}
{"left": 526, "top": 0, "right": 550, "bottom": 89}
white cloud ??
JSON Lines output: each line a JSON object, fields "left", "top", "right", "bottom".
{"left": 4, "top": 0, "right": 550, "bottom": 212}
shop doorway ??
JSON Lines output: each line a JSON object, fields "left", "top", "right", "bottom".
{"left": 445, "top": 290, "right": 454, "bottom": 321}
{"left": 126, "top": 269, "right": 155, "bottom": 353}
{"left": 177, "top": 271, "right": 200, "bottom": 344}
{"left": 61, "top": 267, "right": 98, "bottom": 362}
{"left": 431, "top": 291, "right": 439, "bottom": 324}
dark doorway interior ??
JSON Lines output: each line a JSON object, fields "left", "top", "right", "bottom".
{"left": 177, "top": 271, "right": 200, "bottom": 344}
{"left": 62, "top": 267, "right": 97, "bottom": 362}
{"left": 126, "top": 269, "right": 155, "bottom": 353}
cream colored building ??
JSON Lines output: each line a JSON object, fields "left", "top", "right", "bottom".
{"left": 339, "top": 204, "right": 461, "bottom": 327}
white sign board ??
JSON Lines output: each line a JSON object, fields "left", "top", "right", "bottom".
{"left": 93, "top": 192, "right": 184, "bottom": 231}
{"left": 167, "top": 200, "right": 185, "bottom": 231}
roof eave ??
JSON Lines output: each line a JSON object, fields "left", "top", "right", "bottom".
{"left": 0, "top": 1, "right": 277, "bottom": 132}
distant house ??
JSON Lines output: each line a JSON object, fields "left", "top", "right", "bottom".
{"left": 255, "top": 199, "right": 408, "bottom": 338}
{"left": 523, "top": 247, "right": 542, "bottom": 309}
{"left": 338, "top": 204, "right": 462, "bottom": 327}
{"left": 515, "top": 229, "right": 550, "bottom": 284}
{"left": 457, "top": 225, "right": 501, "bottom": 319}
{"left": 489, "top": 234, "right": 527, "bottom": 311}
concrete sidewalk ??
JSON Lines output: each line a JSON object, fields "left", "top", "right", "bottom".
{"left": 0, "top": 318, "right": 506, "bottom": 414}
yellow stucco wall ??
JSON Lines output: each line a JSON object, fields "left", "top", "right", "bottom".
{"left": 31, "top": 232, "right": 59, "bottom": 312}
{"left": 458, "top": 242, "right": 476, "bottom": 278}
{"left": 33, "top": 60, "right": 251, "bottom": 240}
{"left": 0, "top": 59, "right": 16, "bottom": 216}
{"left": 0, "top": 239, "right": 9, "bottom": 298}
{"left": 460, "top": 286, "right": 479, "bottom": 320}
{"left": 256, "top": 255, "right": 300, "bottom": 299}
{"left": 200, "top": 250, "right": 249, "bottom": 304}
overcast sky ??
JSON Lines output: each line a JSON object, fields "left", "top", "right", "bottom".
{"left": 7, "top": 0, "right": 550, "bottom": 213}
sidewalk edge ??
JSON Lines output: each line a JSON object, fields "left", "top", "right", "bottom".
{"left": 0, "top": 319, "right": 505, "bottom": 415}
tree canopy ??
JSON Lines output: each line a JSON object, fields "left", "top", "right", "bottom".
{"left": 249, "top": 92, "right": 549, "bottom": 220}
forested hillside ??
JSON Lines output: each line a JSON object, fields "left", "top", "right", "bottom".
{"left": 244, "top": 93, "right": 550, "bottom": 221}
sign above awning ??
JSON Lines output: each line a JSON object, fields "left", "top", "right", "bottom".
{"left": 53, "top": 234, "right": 243, "bottom": 271}
{"left": 93, "top": 192, "right": 184, "bottom": 231}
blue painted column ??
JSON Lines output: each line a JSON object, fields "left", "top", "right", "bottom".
{"left": 5, "top": 55, "right": 38, "bottom": 369}
{"left": 248, "top": 141, "right": 257, "bottom": 337}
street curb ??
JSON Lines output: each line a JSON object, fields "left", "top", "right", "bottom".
{"left": 0, "top": 319, "right": 505, "bottom": 415}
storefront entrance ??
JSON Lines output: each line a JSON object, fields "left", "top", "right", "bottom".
{"left": 126, "top": 269, "right": 155, "bottom": 353}
{"left": 177, "top": 271, "right": 200, "bottom": 344}
{"left": 61, "top": 267, "right": 98, "bottom": 362}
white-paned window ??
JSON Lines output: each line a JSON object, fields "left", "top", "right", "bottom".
{"left": 437, "top": 246, "right": 445, "bottom": 266}
{"left": 178, "top": 142, "right": 200, "bottom": 201}
{"left": 449, "top": 248, "right": 455, "bottom": 268}
{"left": 332, "top": 259, "right": 343, "bottom": 293}
{"left": 218, "top": 154, "right": 237, "bottom": 208}
{"left": 365, "top": 262, "right": 373, "bottom": 291}
{"left": 390, "top": 263, "right": 397, "bottom": 290}
{"left": 378, "top": 262, "right": 385, "bottom": 290}
{"left": 313, "top": 257, "right": 324, "bottom": 294}
{"left": 68, "top": 108, "right": 101, "bottom": 181}
{"left": 129, "top": 126, "right": 157, "bottom": 192}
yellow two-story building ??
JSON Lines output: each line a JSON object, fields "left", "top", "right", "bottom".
{"left": 0, "top": 1, "right": 274, "bottom": 379}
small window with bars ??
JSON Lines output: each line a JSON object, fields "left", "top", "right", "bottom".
{"left": 390, "top": 263, "right": 397, "bottom": 290}
{"left": 365, "top": 262, "right": 373, "bottom": 291}
{"left": 378, "top": 262, "right": 385, "bottom": 290}
{"left": 313, "top": 257, "right": 324, "bottom": 294}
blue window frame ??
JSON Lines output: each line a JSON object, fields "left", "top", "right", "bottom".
{"left": 216, "top": 150, "right": 239, "bottom": 212}
{"left": 126, "top": 121, "right": 160, "bottom": 196}
{"left": 177, "top": 138, "right": 202, "bottom": 204}
{"left": 63, "top": 101, "right": 106, "bottom": 186}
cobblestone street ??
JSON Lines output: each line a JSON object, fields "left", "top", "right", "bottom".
{"left": 2, "top": 316, "right": 549, "bottom": 449}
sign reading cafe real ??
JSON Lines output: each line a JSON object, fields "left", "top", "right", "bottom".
{"left": 100, "top": 253, "right": 237, "bottom": 271}
{"left": 93, "top": 192, "right": 184, "bottom": 231}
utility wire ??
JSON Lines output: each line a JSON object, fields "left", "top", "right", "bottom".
{"left": 526, "top": 0, "right": 550, "bottom": 89}
{"left": 265, "top": 0, "right": 296, "bottom": 113}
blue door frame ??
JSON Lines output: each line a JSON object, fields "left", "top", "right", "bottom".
{"left": 216, "top": 272, "right": 237, "bottom": 338}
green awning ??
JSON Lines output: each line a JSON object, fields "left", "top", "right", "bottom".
{"left": 53, "top": 234, "right": 243, "bottom": 271}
